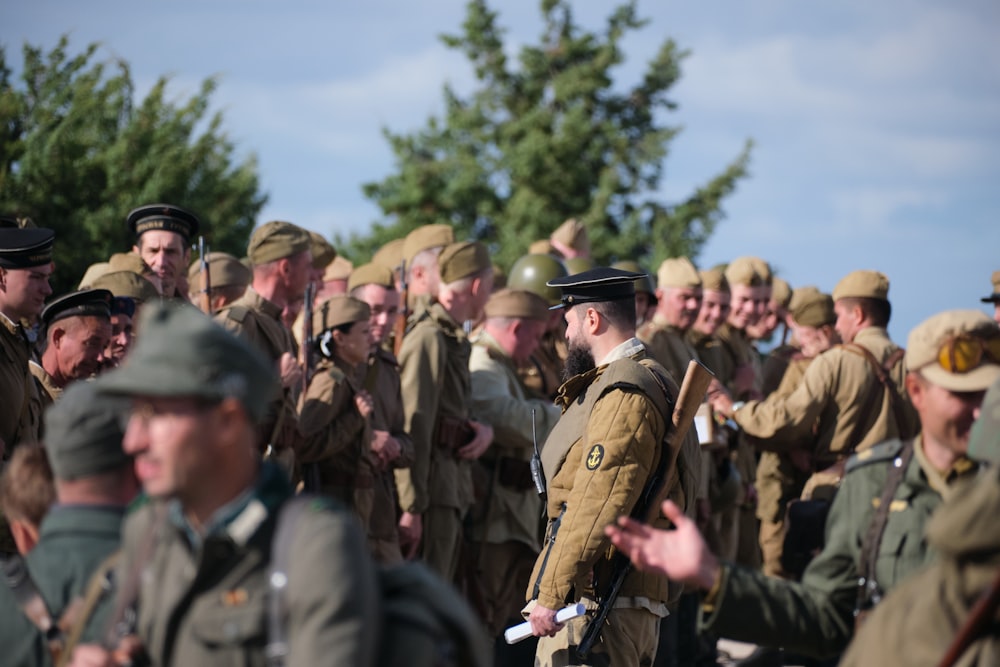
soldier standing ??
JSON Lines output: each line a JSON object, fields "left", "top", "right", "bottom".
{"left": 638, "top": 257, "right": 702, "bottom": 382}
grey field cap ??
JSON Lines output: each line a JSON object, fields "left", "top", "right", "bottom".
{"left": 43, "top": 378, "right": 130, "bottom": 480}
{"left": 100, "top": 301, "right": 277, "bottom": 422}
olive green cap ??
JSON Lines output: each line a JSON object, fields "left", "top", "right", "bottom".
{"left": 657, "top": 257, "right": 701, "bottom": 289}
{"left": 100, "top": 301, "right": 277, "bottom": 422}
{"left": 724, "top": 257, "right": 766, "bottom": 287}
{"left": 43, "top": 378, "right": 129, "bottom": 481}
{"left": 78, "top": 262, "right": 111, "bottom": 289}
{"left": 92, "top": 271, "right": 161, "bottom": 304}
{"left": 700, "top": 269, "right": 729, "bottom": 293}
{"left": 747, "top": 257, "right": 773, "bottom": 286}
{"left": 247, "top": 221, "right": 311, "bottom": 265}
{"left": 348, "top": 262, "right": 395, "bottom": 292}
{"left": 832, "top": 270, "right": 890, "bottom": 303}
{"left": 484, "top": 288, "right": 549, "bottom": 321}
{"left": 187, "top": 252, "right": 252, "bottom": 291}
{"left": 439, "top": 241, "right": 491, "bottom": 284}
{"left": 371, "top": 238, "right": 406, "bottom": 272}
{"left": 507, "top": 253, "right": 568, "bottom": 306}
{"left": 403, "top": 224, "right": 453, "bottom": 264}
{"left": 309, "top": 231, "right": 337, "bottom": 270}
{"left": 968, "top": 377, "right": 1000, "bottom": 464}
{"left": 612, "top": 260, "right": 655, "bottom": 296}
{"left": 980, "top": 270, "right": 1000, "bottom": 304}
{"left": 788, "top": 285, "right": 821, "bottom": 313}
{"left": 108, "top": 252, "right": 153, "bottom": 277}
{"left": 905, "top": 310, "right": 1000, "bottom": 392}
{"left": 791, "top": 289, "right": 835, "bottom": 328}
{"left": 772, "top": 277, "right": 792, "bottom": 309}
{"left": 322, "top": 255, "right": 353, "bottom": 282}
{"left": 313, "top": 295, "right": 371, "bottom": 338}
{"left": 551, "top": 218, "right": 590, "bottom": 256}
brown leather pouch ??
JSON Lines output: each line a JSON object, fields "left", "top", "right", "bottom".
{"left": 435, "top": 416, "right": 474, "bottom": 455}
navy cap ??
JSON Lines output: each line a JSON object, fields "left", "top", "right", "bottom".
{"left": 41, "top": 289, "right": 113, "bottom": 329}
{"left": 547, "top": 267, "right": 646, "bottom": 310}
{"left": 127, "top": 203, "right": 200, "bottom": 243}
{"left": 0, "top": 228, "right": 55, "bottom": 269}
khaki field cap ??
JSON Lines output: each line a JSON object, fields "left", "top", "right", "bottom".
{"left": 313, "top": 295, "right": 371, "bottom": 338}
{"left": 323, "top": 255, "right": 353, "bottom": 283}
{"left": 100, "top": 301, "right": 278, "bottom": 422}
{"left": 43, "top": 379, "right": 129, "bottom": 481}
{"left": 187, "top": 251, "right": 252, "bottom": 292}
{"left": 347, "top": 262, "right": 395, "bottom": 292}
{"left": 747, "top": 257, "right": 773, "bottom": 286}
{"left": 438, "top": 241, "right": 491, "bottom": 284}
{"left": 551, "top": 218, "right": 590, "bottom": 256}
{"left": 247, "top": 221, "right": 311, "bottom": 265}
{"left": 724, "top": 257, "right": 765, "bottom": 287}
{"left": 832, "top": 270, "right": 890, "bottom": 302}
{"left": 484, "top": 288, "right": 549, "bottom": 321}
{"left": 968, "top": 377, "right": 1000, "bottom": 464}
{"left": 981, "top": 270, "right": 1000, "bottom": 304}
{"left": 657, "top": 257, "right": 701, "bottom": 289}
{"left": 699, "top": 268, "right": 729, "bottom": 293}
{"left": 905, "top": 309, "right": 1000, "bottom": 392}
{"left": 92, "top": 271, "right": 161, "bottom": 303}
{"left": 403, "top": 224, "right": 454, "bottom": 264}
{"left": 371, "top": 238, "right": 405, "bottom": 271}
{"left": 771, "top": 277, "right": 792, "bottom": 308}
{"left": 791, "top": 288, "right": 835, "bottom": 328}
{"left": 108, "top": 252, "right": 153, "bottom": 277}
{"left": 309, "top": 231, "right": 337, "bottom": 270}
{"left": 78, "top": 262, "right": 111, "bottom": 289}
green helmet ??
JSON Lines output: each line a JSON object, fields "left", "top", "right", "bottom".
{"left": 563, "top": 256, "right": 596, "bottom": 275}
{"left": 507, "top": 254, "right": 568, "bottom": 306}
{"left": 612, "top": 260, "right": 656, "bottom": 297}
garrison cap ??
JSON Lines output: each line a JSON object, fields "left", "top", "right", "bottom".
{"left": 981, "top": 270, "right": 1000, "bottom": 304}
{"left": 43, "top": 379, "right": 129, "bottom": 481}
{"left": 323, "top": 255, "right": 353, "bottom": 283}
{"left": 372, "top": 238, "right": 406, "bottom": 272}
{"left": 484, "top": 288, "right": 549, "bottom": 321}
{"left": 403, "top": 224, "right": 454, "bottom": 264}
{"left": 0, "top": 228, "right": 55, "bottom": 269}
{"left": 700, "top": 268, "right": 729, "bottom": 293}
{"left": 612, "top": 260, "right": 656, "bottom": 298}
{"left": 187, "top": 252, "right": 252, "bottom": 291}
{"left": 657, "top": 257, "right": 701, "bottom": 290}
{"left": 348, "top": 262, "right": 395, "bottom": 292}
{"left": 548, "top": 266, "right": 644, "bottom": 310}
{"left": 127, "top": 204, "right": 199, "bottom": 243}
{"left": 968, "top": 377, "right": 1000, "bottom": 465}
{"left": 832, "top": 270, "right": 890, "bottom": 303}
{"left": 309, "top": 231, "right": 337, "bottom": 270}
{"left": 41, "top": 289, "right": 113, "bottom": 329}
{"left": 747, "top": 257, "right": 773, "bottom": 286}
{"left": 78, "top": 262, "right": 111, "bottom": 289}
{"left": 528, "top": 239, "right": 554, "bottom": 255}
{"left": 313, "top": 295, "right": 371, "bottom": 338}
{"left": 108, "top": 252, "right": 153, "bottom": 277}
{"left": 791, "top": 288, "right": 835, "bottom": 328}
{"left": 724, "top": 257, "right": 766, "bottom": 288}
{"left": 100, "top": 301, "right": 277, "bottom": 422}
{"left": 92, "top": 271, "right": 160, "bottom": 304}
{"left": 439, "top": 241, "right": 491, "bottom": 284}
{"left": 247, "top": 221, "right": 311, "bottom": 265}
{"left": 905, "top": 309, "right": 1000, "bottom": 393}
{"left": 772, "top": 277, "right": 792, "bottom": 309}
{"left": 551, "top": 218, "right": 590, "bottom": 256}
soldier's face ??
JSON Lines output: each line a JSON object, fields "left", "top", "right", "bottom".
{"left": 908, "top": 374, "right": 985, "bottom": 455}
{"left": 106, "top": 312, "right": 134, "bottom": 367}
{"left": 695, "top": 289, "right": 730, "bottom": 335}
{"left": 0, "top": 262, "right": 54, "bottom": 322}
{"left": 136, "top": 231, "right": 187, "bottom": 294}
{"left": 334, "top": 320, "right": 371, "bottom": 366}
{"left": 728, "top": 285, "right": 758, "bottom": 329}
{"left": 512, "top": 318, "right": 547, "bottom": 364}
{"left": 51, "top": 316, "right": 112, "bottom": 381}
{"left": 283, "top": 250, "right": 314, "bottom": 300}
{"left": 354, "top": 283, "right": 399, "bottom": 346}
{"left": 660, "top": 286, "right": 702, "bottom": 330}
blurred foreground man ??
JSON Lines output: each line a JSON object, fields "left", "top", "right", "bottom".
{"left": 71, "top": 302, "right": 377, "bottom": 667}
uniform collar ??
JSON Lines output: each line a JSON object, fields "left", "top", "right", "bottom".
{"left": 912, "top": 433, "right": 978, "bottom": 500}
{"left": 241, "top": 286, "right": 283, "bottom": 321}
{"left": 597, "top": 336, "right": 645, "bottom": 366}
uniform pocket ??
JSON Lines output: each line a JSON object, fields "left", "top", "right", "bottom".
{"left": 187, "top": 595, "right": 267, "bottom": 665}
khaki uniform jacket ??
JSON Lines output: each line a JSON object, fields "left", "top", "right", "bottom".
{"left": 121, "top": 463, "right": 378, "bottom": 667}
{"left": 638, "top": 314, "right": 699, "bottom": 384}
{"left": 0, "top": 506, "right": 125, "bottom": 667}
{"left": 527, "top": 342, "right": 675, "bottom": 611}
{"left": 703, "top": 436, "right": 979, "bottom": 658}
{"left": 687, "top": 329, "right": 727, "bottom": 383}
{"left": 733, "top": 327, "right": 913, "bottom": 464}
{"left": 29, "top": 361, "right": 60, "bottom": 410}
{"left": 466, "top": 331, "right": 560, "bottom": 550}
{"left": 715, "top": 323, "right": 755, "bottom": 397}
{"left": 840, "top": 467, "right": 1000, "bottom": 667}
{"left": 0, "top": 313, "right": 41, "bottom": 449}
{"left": 216, "top": 288, "right": 299, "bottom": 452}
{"left": 395, "top": 302, "right": 473, "bottom": 514}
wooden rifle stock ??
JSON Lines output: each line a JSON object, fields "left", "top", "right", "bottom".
{"left": 393, "top": 258, "right": 408, "bottom": 357}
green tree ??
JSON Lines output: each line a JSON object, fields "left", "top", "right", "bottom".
{"left": 0, "top": 36, "right": 266, "bottom": 295}
{"left": 347, "top": 0, "right": 751, "bottom": 270}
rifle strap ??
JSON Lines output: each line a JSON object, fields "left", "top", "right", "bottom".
{"left": 840, "top": 344, "right": 907, "bottom": 453}
{"left": 56, "top": 550, "right": 122, "bottom": 667}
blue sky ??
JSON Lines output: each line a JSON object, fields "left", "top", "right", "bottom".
{"left": 4, "top": 0, "right": 998, "bottom": 341}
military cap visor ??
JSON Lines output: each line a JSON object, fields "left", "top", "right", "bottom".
{"left": 127, "top": 204, "right": 200, "bottom": 243}
{"left": 41, "top": 289, "right": 113, "bottom": 328}
{"left": 0, "top": 228, "right": 55, "bottom": 269}
{"left": 547, "top": 267, "right": 644, "bottom": 310}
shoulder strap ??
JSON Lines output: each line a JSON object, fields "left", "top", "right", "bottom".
{"left": 266, "top": 495, "right": 314, "bottom": 667}
{"left": 56, "top": 550, "right": 122, "bottom": 667}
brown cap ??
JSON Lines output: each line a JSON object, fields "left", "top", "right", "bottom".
{"left": 78, "top": 262, "right": 111, "bottom": 289}
{"left": 528, "top": 239, "right": 554, "bottom": 255}
{"left": 791, "top": 289, "right": 835, "bottom": 328}
{"left": 725, "top": 257, "right": 766, "bottom": 287}
{"left": 550, "top": 218, "right": 590, "bottom": 256}
{"left": 247, "top": 221, "right": 311, "bottom": 265}
{"left": 439, "top": 241, "right": 491, "bottom": 284}
{"left": 657, "top": 257, "right": 701, "bottom": 289}
{"left": 92, "top": 271, "right": 160, "bottom": 304}
{"left": 187, "top": 252, "right": 252, "bottom": 291}
{"left": 484, "top": 288, "right": 549, "bottom": 321}
{"left": 309, "top": 231, "right": 337, "bottom": 270}
{"left": 313, "top": 295, "right": 371, "bottom": 338}
{"left": 323, "top": 255, "right": 353, "bottom": 282}
{"left": 980, "top": 270, "right": 1000, "bottom": 304}
{"left": 108, "top": 252, "right": 153, "bottom": 277}
{"left": 700, "top": 268, "right": 729, "bottom": 292}
{"left": 348, "top": 262, "right": 395, "bottom": 292}
{"left": 905, "top": 310, "right": 1000, "bottom": 392}
{"left": 832, "top": 270, "right": 890, "bottom": 303}
{"left": 372, "top": 238, "right": 406, "bottom": 271}
{"left": 772, "top": 277, "right": 792, "bottom": 308}
{"left": 403, "top": 224, "right": 453, "bottom": 264}
{"left": 747, "top": 257, "right": 773, "bottom": 286}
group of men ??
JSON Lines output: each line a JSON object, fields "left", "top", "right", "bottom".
{"left": 0, "top": 205, "right": 999, "bottom": 667}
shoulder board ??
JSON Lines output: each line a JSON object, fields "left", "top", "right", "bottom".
{"left": 845, "top": 439, "right": 906, "bottom": 474}
{"left": 327, "top": 365, "right": 347, "bottom": 382}
{"left": 405, "top": 310, "right": 432, "bottom": 335}
{"left": 223, "top": 305, "right": 250, "bottom": 324}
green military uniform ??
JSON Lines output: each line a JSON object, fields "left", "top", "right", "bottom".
{"left": 120, "top": 463, "right": 379, "bottom": 667}
{"left": 466, "top": 328, "right": 560, "bottom": 636}
{"left": 702, "top": 435, "right": 978, "bottom": 658}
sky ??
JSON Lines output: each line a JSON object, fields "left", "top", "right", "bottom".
{"left": 4, "top": 0, "right": 999, "bottom": 341}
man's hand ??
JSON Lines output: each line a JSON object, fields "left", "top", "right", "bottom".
{"left": 605, "top": 500, "right": 721, "bottom": 591}
{"left": 708, "top": 384, "right": 735, "bottom": 419}
{"left": 278, "top": 352, "right": 303, "bottom": 389}
{"left": 354, "top": 389, "right": 374, "bottom": 419}
{"left": 371, "top": 429, "right": 401, "bottom": 468}
{"left": 398, "top": 511, "right": 422, "bottom": 559}
{"left": 456, "top": 420, "right": 493, "bottom": 460}
{"left": 528, "top": 603, "right": 563, "bottom": 637}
